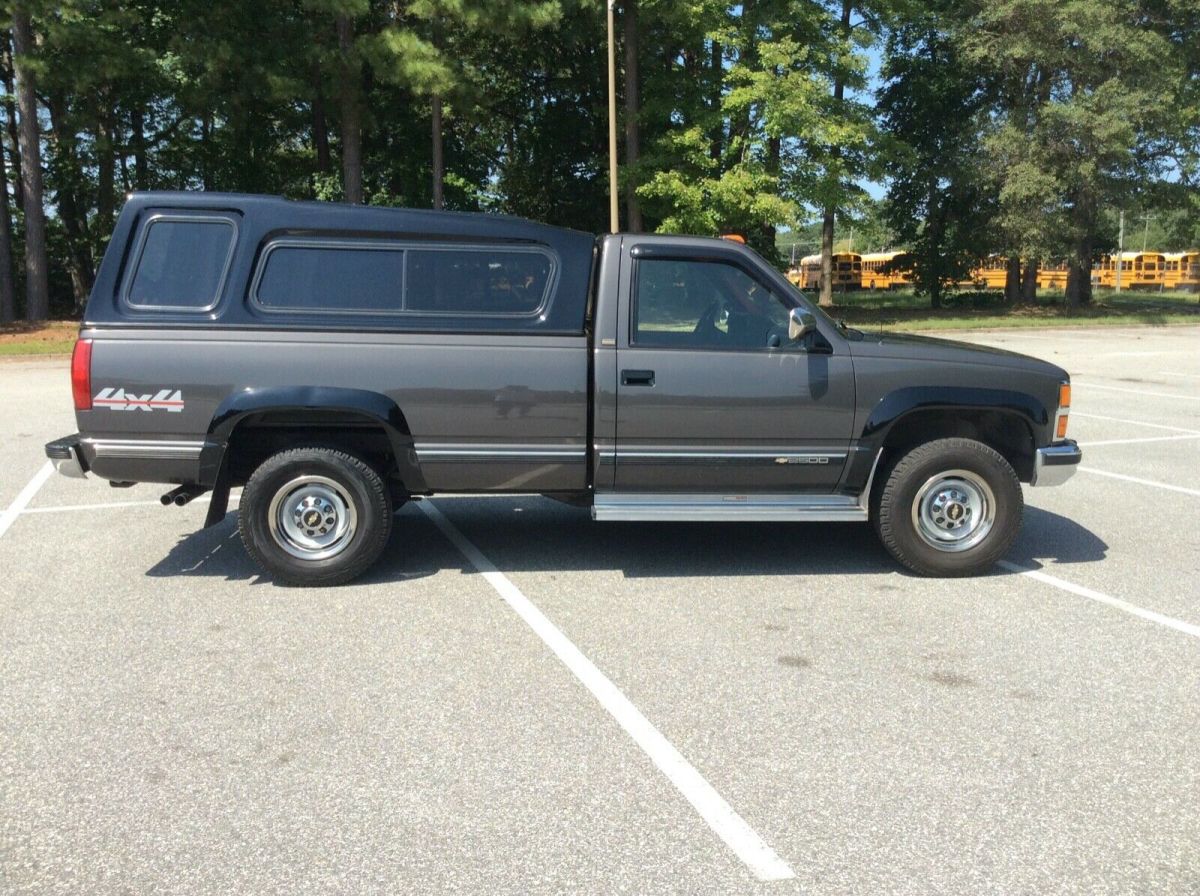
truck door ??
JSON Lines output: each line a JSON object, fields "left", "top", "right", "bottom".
{"left": 612, "top": 245, "right": 855, "bottom": 493}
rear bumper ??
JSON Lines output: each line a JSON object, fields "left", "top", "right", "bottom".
{"left": 44, "top": 434, "right": 88, "bottom": 479}
{"left": 1031, "top": 441, "right": 1081, "bottom": 487}
{"left": 45, "top": 434, "right": 211, "bottom": 485}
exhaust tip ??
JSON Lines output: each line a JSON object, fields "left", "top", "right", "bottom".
{"left": 162, "top": 485, "right": 207, "bottom": 507}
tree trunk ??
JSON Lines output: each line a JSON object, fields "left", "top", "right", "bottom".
{"left": 312, "top": 78, "right": 330, "bottom": 173}
{"left": 819, "top": 206, "right": 835, "bottom": 307}
{"left": 200, "top": 112, "right": 213, "bottom": 190}
{"left": 622, "top": 0, "right": 642, "bottom": 231}
{"left": 1065, "top": 196, "right": 1094, "bottom": 308}
{"left": 927, "top": 179, "right": 943, "bottom": 309}
{"left": 929, "top": 278, "right": 942, "bottom": 310}
{"left": 1003, "top": 256, "right": 1021, "bottom": 305}
{"left": 709, "top": 39, "right": 722, "bottom": 162}
{"left": 819, "top": 0, "right": 852, "bottom": 308}
{"left": 1065, "top": 261, "right": 1091, "bottom": 308}
{"left": 0, "top": 125, "right": 14, "bottom": 324}
{"left": 761, "top": 133, "right": 780, "bottom": 253}
{"left": 1, "top": 32, "right": 23, "bottom": 211}
{"left": 1021, "top": 258, "right": 1038, "bottom": 304}
{"left": 337, "top": 14, "right": 363, "bottom": 205}
{"left": 11, "top": 7, "right": 48, "bottom": 322}
{"left": 130, "top": 105, "right": 147, "bottom": 189}
{"left": 46, "top": 92, "right": 95, "bottom": 309}
{"left": 431, "top": 92, "right": 444, "bottom": 210}
{"left": 96, "top": 108, "right": 117, "bottom": 227}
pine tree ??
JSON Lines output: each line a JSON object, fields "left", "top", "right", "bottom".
{"left": 11, "top": 3, "right": 48, "bottom": 321}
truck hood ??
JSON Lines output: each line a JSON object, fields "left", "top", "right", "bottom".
{"left": 848, "top": 330, "right": 1068, "bottom": 378}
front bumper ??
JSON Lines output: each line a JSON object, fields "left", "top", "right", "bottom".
{"left": 1031, "top": 440, "right": 1081, "bottom": 487}
{"left": 44, "top": 434, "right": 88, "bottom": 479}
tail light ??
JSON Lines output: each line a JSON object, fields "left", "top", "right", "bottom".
{"left": 71, "top": 338, "right": 93, "bottom": 411}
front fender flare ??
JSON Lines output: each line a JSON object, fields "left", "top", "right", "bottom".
{"left": 862, "top": 386, "right": 1050, "bottom": 440}
{"left": 843, "top": 386, "right": 1050, "bottom": 492}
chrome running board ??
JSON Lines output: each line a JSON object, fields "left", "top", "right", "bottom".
{"left": 591, "top": 492, "right": 868, "bottom": 522}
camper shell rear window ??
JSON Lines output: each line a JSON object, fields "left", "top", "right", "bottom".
{"left": 122, "top": 213, "right": 238, "bottom": 311}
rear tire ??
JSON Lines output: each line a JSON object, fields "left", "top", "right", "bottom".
{"left": 873, "top": 438, "right": 1022, "bottom": 577}
{"left": 238, "top": 447, "right": 392, "bottom": 586}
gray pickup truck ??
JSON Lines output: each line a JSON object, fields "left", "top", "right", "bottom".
{"left": 46, "top": 192, "right": 1081, "bottom": 585}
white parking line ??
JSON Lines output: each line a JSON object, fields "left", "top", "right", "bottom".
{"left": 1071, "top": 412, "right": 1200, "bottom": 435}
{"left": 998, "top": 561, "right": 1200, "bottom": 640}
{"left": 1077, "top": 381, "right": 1200, "bottom": 402}
{"left": 0, "top": 462, "right": 54, "bottom": 540}
{"left": 1158, "top": 371, "right": 1200, "bottom": 380}
{"left": 21, "top": 492, "right": 242, "bottom": 515}
{"left": 23, "top": 499, "right": 168, "bottom": 514}
{"left": 417, "top": 500, "right": 796, "bottom": 882}
{"left": 1078, "top": 466, "right": 1200, "bottom": 497}
{"left": 1077, "top": 434, "right": 1200, "bottom": 447}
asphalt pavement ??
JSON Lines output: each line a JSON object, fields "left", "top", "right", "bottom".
{"left": 2, "top": 326, "right": 1197, "bottom": 895}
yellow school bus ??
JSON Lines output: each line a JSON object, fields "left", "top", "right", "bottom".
{"left": 860, "top": 251, "right": 912, "bottom": 290}
{"left": 1036, "top": 262, "right": 1069, "bottom": 290}
{"left": 1164, "top": 252, "right": 1200, "bottom": 292}
{"left": 790, "top": 253, "right": 862, "bottom": 291}
{"left": 1093, "top": 252, "right": 1166, "bottom": 290}
{"left": 969, "top": 256, "right": 1009, "bottom": 290}
{"left": 963, "top": 257, "right": 1068, "bottom": 291}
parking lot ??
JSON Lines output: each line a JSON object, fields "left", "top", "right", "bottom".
{"left": 2, "top": 325, "right": 1198, "bottom": 895}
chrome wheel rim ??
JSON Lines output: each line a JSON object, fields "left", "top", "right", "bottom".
{"left": 267, "top": 475, "right": 358, "bottom": 561}
{"left": 911, "top": 469, "right": 995, "bottom": 553}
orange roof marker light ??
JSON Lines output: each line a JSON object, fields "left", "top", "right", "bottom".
{"left": 719, "top": 233, "right": 746, "bottom": 244}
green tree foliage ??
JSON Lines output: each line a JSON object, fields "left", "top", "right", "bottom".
{"left": 877, "top": 4, "right": 995, "bottom": 307}
{"left": 962, "top": 0, "right": 1196, "bottom": 305}
{"left": 0, "top": 0, "right": 1194, "bottom": 318}
{"left": 636, "top": 0, "right": 879, "bottom": 265}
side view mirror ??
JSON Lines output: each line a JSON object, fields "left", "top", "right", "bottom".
{"left": 788, "top": 308, "right": 817, "bottom": 342}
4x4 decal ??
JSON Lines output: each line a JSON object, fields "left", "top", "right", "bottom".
{"left": 93, "top": 387, "right": 185, "bottom": 413}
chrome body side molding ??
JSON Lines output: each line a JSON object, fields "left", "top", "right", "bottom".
{"left": 86, "top": 439, "right": 206, "bottom": 460}
{"left": 414, "top": 443, "right": 587, "bottom": 462}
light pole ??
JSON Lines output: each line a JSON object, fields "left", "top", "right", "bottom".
{"left": 607, "top": 0, "right": 619, "bottom": 234}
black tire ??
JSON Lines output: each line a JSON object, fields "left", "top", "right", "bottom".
{"left": 873, "top": 438, "right": 1022, "bottom": 577}
{"left": 238, "top": 446, "right": 392, "bottom": 587}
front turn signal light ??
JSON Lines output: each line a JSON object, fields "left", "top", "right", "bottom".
{"left": 1059, "top": 383, "right": 1071, "bottom": 409}
{"left": 1056, "top": 415, "right": 1070, "bottom": 439}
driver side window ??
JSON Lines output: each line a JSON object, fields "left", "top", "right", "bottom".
{"left": 632, "top": 257, "right": 790, "bottom": 350}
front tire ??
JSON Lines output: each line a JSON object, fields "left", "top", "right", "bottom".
{"left": 238, "top": 447, "right": 392, "bottom": 586}
{"left": 873, "top": 438, "right": 1022, "bottom": 577}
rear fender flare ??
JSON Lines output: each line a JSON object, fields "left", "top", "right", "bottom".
{"left": 200, "top": 386, "right": 427, "bottom": 492}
